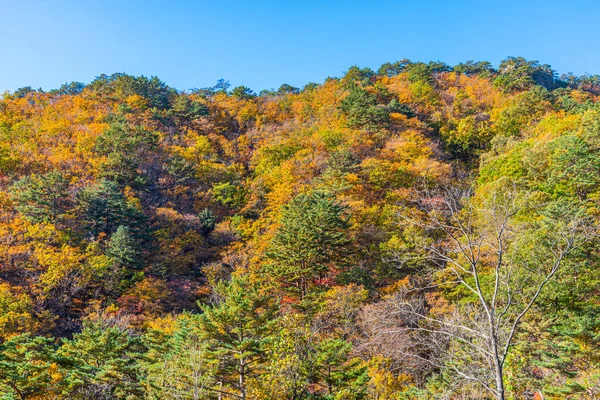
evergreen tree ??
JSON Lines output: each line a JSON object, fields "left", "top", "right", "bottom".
{"left": 9, "top": 171, "right": 71, "bottom": 224}
{"left": 94, "top": 121, "right": 159, "bottom": 187}
{"left": 76, "top": 180, "right": 145, "bottom": 240}
{"left": 313, "top": 339, "right": 368, "bottom": 399}
{"left": 266, "top": 191, "right": 351, "bottom": 300}
{"left": 58, "top": 318, "right": 146, "bottom": 399}
{"left": 198, "top": 208, "right": 217, "bottom": 236}
{"left": 144, "top": 314, "right": 217, "bottom": 400}
{"left": 106, "top": 225, "right": 143, "bottom": 270}
{"left": 339, "top": 86, "right": 389, "bottom": 131}
{"left": 199, "top": 275, "right": 279, "bottom": 400}
{"left": 0, "top": 334, "right": 58, "bottom": 399}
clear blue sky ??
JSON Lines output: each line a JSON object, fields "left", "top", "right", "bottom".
{"left": 1, "top": 0, "right": 599, "bottom": 92}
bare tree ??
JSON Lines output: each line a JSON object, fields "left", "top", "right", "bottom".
{"left": 356, "top": 286, "right": 448, "bottom": 389}
{"left": 384, "top": 185, "right": 596, "bottom": 399}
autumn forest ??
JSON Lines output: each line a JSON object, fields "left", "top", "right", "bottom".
{"left": 0, "top": 57, "right": 599, "bottom": 399}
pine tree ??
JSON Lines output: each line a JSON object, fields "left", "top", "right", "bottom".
{"left": 106, "top": 225, "right": 143, "bottom": 270}
{"left": 58, "top": 318, "right": 146, "bottom": 399}
{"left": 266, "top": 191, "right": 351, "bottom": 300}
{"left": 339, "top": 86, "right": 389, "bottom": 131}
{"left": 76, "top": 180, "right": 145, "bottom": 240}
{"left": 199, "top": 275, "right": 279, "bottom": 400}
{"left": 9, "top": 171, "right": 71, "bottom": 224}
{"left": 198, "top": 208, "right": 217, "bottom": 236}
{"left": 313, "top": 339, "right": 368, "bottom": 399}
{"left": 0, "top": 334, "right": 59, "bottom": 399}
{"left": 144, "top": 314, "right": 217, "bottom": 400}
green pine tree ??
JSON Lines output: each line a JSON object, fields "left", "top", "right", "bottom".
{"left": 199, "top": 275, "right": 279, "bottom": 400}
{"left": 58, "top": 318, "right": 146, "bottom": 399}
{"left": 266, "top": 191, "right": 351, "bottom": 300}
{"left": 143, "top": 314, "right": 217, "bottom": 400}
{"left": 313, "top": 339, "right": 368, "bottom": 400}
{"left": 0, "top": 334, "right": 58, "bottom": 399}
{"left": 76, "top": 180, "right": 145, "bottom": 240}
{"left": 9, "top": 171, "right": 71, "bottom": 224}
{"left": 106, "top": 225, "right": 143, "bottom": 270}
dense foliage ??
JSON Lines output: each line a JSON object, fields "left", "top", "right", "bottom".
{"left": 0, "top": 58, "right": 599, "bottom": 399}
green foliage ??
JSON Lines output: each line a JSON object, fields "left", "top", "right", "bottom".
{"left": 313, "top": 339, "right": 368, "bottom": 399}
{"left": 254, "top": 142, "right": 302, "bottom": 174}
{"left": 377, "top": 59, "right": 411, "bottom": 77}
{"left": 278, "top": 84, "right": 300, "bottom": 94}
{"left": 340, "top": 86, "right": 389, "bottom": 130}
{"left": 440, "top": 115, "right": 492, "bottom": 161}
{"left": 231, "top": 86, "right": 256, "bottom": 99}
{"left": 89, "top": 73, "right": 175, "bottom": 109}
{"left": 495, "top": 57, "right": 558, "bottom": 92}
{"left": 51, "top": 81, "right": 86, "bottom": 96}
{"left": 198, "top": 208, "right": 217, "bottom": 236}
{"left": 95, "top": 121, "right": 159, "bottom": 186}
{"left": 169, "top": 93, "right": 209, "bottom": 123}
{"left": 58, "top": 318, "right": 146, "bottom": 399}
{"left": 266, "top": 191, "right": 351, "bottom": 300}
{"left": 106, "top": 225, "right": 143, "bottom": 269}
{"left": 198, "top": 275, "right": 279, "bottom": 399}
{"left": 143, "top": 315, "right": 217, "bottom": 400}
{"left": 212, "top": 181, "right": 246, "bottom": 208}
{"left": 453, "top": 60, "right": 495, "bottom": 76}
{"left": 343, "top": 66, "right": 376, "bottom": 87}
{"left": 256, "top": 315, "right": 315, "bottom": 399}
{"left": 10, "top": 171, "right": 71, "bottom": 223}
{"left": 0, "top": 334, "right": 58, "bottom": 399}
{"left": 76, "top": 180, "right": 145, "bottom": 239}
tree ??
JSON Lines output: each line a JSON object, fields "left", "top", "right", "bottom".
{"left": 255, "top": 314, "right": 368, "bottom": 400}
{"left": 199, "top": 275, "right": 279, "bottom": 400}
{"left": 453, "top": 60, "right": 495, "bottom": 76}
{"left": 391, "top": 185, "right": 595, "bottom": 399}
{"left": 277, "top": 84, "right": 300, "bottom": 94}
{"left": 9, "top": 171, "right": 71, "bottom": 224}
{"left": 51, "top": 81, "right": 86, "bottom": 95}
{"left": 377, "top": 59, "right": 411, "bottom": 77}
{"left": 198, "top": 208, "right": 217, "bottom": 236}
{"left": 12, "top": 87, "right": 38, "bottom": 98}
{"left": 0, "top": 334, "right": 59, "bottom": 399}
{"left": 106, "top": 225, "right": 143, "bottom": 270}
{"left": 89, "top": 73, "right": 174, "bottom": 109}
{"left": 59, "top": 316, "right": 146, "bottom": 399}
{"left": 76, "top": 180, "right": 145, "bottom": 240}
{"left": 213, "top": 79, "right": 231, "bottom": 94}
{"left": 266, "top": 191, "right": 351, "bottom": 300}
{"left": 0, "top": 283, "right": 39, "bottom": 340}
{"left": 169, "top": 93, "right": 209, "bottom": 126}
{"left": 103, "top": 225, "right": 144, "bottom": 294}
{"left": 250, "top": 314, "right": 315, "bottom": 400}
{"left": 94, "top": 121, "right": 159, "bottom": 187}
{"left": 144, "top": 314, "right": 217, "bottom": 400}
{"left": 312, "top": 339, "right": 368, "bottom": 399}
{"left": 494, "top": 57, "right": 557, "bottom": 92}
{"left": 231, "top": 86, "right": 256, "bottom": 99}
{"left": 339, "top": 86, "right": 389, "bottom": 131}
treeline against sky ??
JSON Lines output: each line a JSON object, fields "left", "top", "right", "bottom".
{"left": 0, "top": 57, "right": 599, "bottom": 399}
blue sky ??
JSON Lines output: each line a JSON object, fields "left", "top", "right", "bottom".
{"left": 1, "top": 0, "right": 599, "bottom": 92}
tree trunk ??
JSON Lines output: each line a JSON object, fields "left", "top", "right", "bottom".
{"left": 494, "top": 361, "right": 505, "bottom": 400}
{"left": 239, "top": 358, "right": 246, "bottom": 400}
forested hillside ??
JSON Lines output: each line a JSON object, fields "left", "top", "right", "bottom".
{"left": 1, "top": 57, "right": 599, "bottom": 399}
